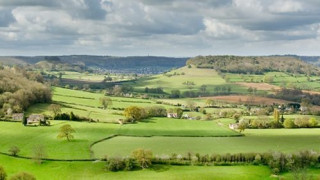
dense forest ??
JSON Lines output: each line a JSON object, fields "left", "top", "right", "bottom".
{"left": 0, "top": 66, "right": 51, "bottom": 116}
{"left": 187, "top": 56, "right": 320, "bottom": 75}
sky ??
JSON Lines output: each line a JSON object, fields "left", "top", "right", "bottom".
{"left": 0, "top": 0, "right": 320, "bottom": 57}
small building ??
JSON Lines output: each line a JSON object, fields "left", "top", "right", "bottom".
{"left": 229, "top": 123, "right": 239, "bottom": 130}
{"left": 182, "top": 114, "right": 190, "bottom": 119}
{"left": 12, "top": 113, "right": 24, "bottom": 121}
{"left": 167, "top": 113, "right": 178, "bottom": 118}
{"left": 27, "top": 114, "right": 45, "bottom": 125}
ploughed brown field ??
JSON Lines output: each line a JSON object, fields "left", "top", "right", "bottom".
{"left": 204, "top": 95, "right": 292, "bottom": 105}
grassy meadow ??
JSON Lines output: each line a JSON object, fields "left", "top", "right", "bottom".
{"left": 92, "top": 128, "right": 320, "bottom": 158}
{"left": 0, "top": 154, "right": 274, "bottom": 180}
{"left": 225, "top": 71, "right": 320, "bottom": 91}
{"left": 127, "top": 66, "right": 248, "bottom": 94}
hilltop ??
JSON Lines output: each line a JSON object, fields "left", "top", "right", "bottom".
{"left": 187, "top": 55, "right": 320, "bottom": 75}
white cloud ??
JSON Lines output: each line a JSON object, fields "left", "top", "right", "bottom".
{"left": 268, "top": 0, "right": 303, "bottom": 13}
{"left": 203, "top": 18, "right": 259, "bottom": 40}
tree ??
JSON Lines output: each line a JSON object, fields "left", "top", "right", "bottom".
{"left": 48, "top": 104, "right": 61, "bottom": 117}
{"left": 205, "top": 99, "right": 215, "bottom": 107}
{"left": 186, "top": 100, "right": 196, "bottom": 111}
{"left": 9, "top": 172, "right": 36, "bottom": 180}
{"left": 273, "top": 109, "right": 279, "bottom": 122}
{"left": 57, "top": 124, "right": 75, "bottom": 141}
{"left": 8, "top": 146, "right": 20, "bottom": 156}
{"left": 200, "top": 85, "right": 207, "bottom": 95}
{"left": 0, "top": 166, "right": 6, "bottom": 180}
{"left": 99, "top": 97, "right": 113, "bottom": 109}
{"left": 32, "top": 144, "right": 47, "bottom": 164}
{"left": 170, "top": 90, "right": 180, "bottom": 98}
{"left": 123, "top": 106, "right": 146, "bottom": 122}
{"left": 132, "top": 149, "right": 153, "bottom": 169}
{"left": 238, "top": 121, "right": 247, "bottom": 132}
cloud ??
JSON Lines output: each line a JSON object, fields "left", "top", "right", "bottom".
{"left": 268, "top": 0, "right": 303, "bottom": 13}
{"left": 0, "top": 0, "right": 320, "bottom": 56}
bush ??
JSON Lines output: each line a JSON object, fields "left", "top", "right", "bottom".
{"left": 0, "top": 166, "right": 6, "bottom": 180}
{"left": 283, "top": 119, "right": 295, "bottom": 128}
{"left": 294, "top": 117, "right": 309, "bottom": 128}
{"left": 106, "top": 158, "right": 126, "bottom": 172}
{"left": 309, "top": 117, "right": 318, "bottom": 127}
{"left": 9, "top": 172, "right": 36, "bottom": 180}
{"left": 8, "top": 146, "right": 20, "bottom": 156}
{"left": 124, "top": 158, "right": 135, "bottom": 171}
{"left": 272, "top": 168, "right": 280, "bottom": 175}
{"left": 132, "top": 149, "right": 153, "bottom": 169}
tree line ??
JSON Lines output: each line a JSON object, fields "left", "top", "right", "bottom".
{"left": 187, "top": 55, "right": 320, "bottom": 75}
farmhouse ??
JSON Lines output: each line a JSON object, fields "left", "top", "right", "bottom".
{"left": 27, "top": 114, "right": 45, "bottom": 125}
{"left": 167, "top": 113, "right": 178, "bottom": 118}
{"left": 12, "top": 113, "right": 24, "bottom": 121}
{"left": 229, "top": 123, "right": 239, "bottom": 130}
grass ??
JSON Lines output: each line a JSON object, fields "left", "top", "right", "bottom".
{"left": 92, "top": 128, "right": 320, "bottom": 158}
{"left": 0, "top": 118, "right": 238, "bottom": 159}
{"left": 0, "top": 121, "right": 119, "bottom": 159}
{"left": 128, "top": 66, "right": 228, "bottom": 93}
{"left": 0, "top": 154, "right": 274, "bottom": 180}
{"left": 26, "top": 87, "right": 173, "bottom": 122}
{"left": 117, "top": 118, "right": 239, "bottom": 137}
{"left": 225, "top": 71, "right": 320, "bottom": 91}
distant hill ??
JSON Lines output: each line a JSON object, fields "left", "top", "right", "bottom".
{"left": 0, "top": 55, "right": 188, "bottom": 74}
{"left": 187, "top": 55, "right": 320, "bottom": 75}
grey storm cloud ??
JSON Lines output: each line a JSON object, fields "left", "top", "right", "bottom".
{"left": 0, "top": 0, "right": 319, "bottom": 56}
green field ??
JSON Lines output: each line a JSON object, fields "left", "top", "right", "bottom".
{"left": 117, "top": 118, "right": 239, "bottom": 137}
{"left": 0, "top": 121, "right": 119, "bottom": 159}
{"left": 48, "top": 71, "right": 133, "bottom": 82}
{"left": 0, "top": 154, "right": 274, "bottom": 180}
{"left": 127, "top": 66, "right": 248, "bottom": 94}
{"left": 92, "top": 128, "right": 320, "bottom": 158}
{"left": 27, "top": 87, "right": 174, "bottom": 122}
{"left": 0, "top": 118, "right": 238, "bottom": 159}
{"left": 225, "top": 71, "right": 320, "bottom": 91}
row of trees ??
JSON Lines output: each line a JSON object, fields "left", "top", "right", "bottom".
{"left": 240, "top": 115, "right": 318, "bottom": 129}
{"left": 106, "top": 149, "right": 153, "bottom": 171}
{"left": 104, "top": 149, "right": 319, "bottom": 175}
{"left": 123, "top": 106, "right": 167, "bottom": 123}
{"left": 187, "top": 55, "right": 319, "bottom": 75}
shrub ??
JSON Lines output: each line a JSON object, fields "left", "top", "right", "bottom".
{"left": 254, "top": 154, "right": 262, "bottom": 164}
{"left": 0, "top": 166, "right": 6, "bottom": 180}
{"left": 294, "top": 117, "right": 309, "bottom": 128}
{"left": 309, "top": 117, "right": 318, "bottom": 127}
{"left": 204, "top": 113, "right": 213, "bottom": 120}
{"left": 283, "top": 119, "right": 295, "bottom": 128}
{"left": 132, "top": 149, "right": 153, "bottom": 169}
{"left": 8, "top": 146, "right": 20, "bottom": 156}
{"left": 124, "top": 158, "right": 135, "bottom": 171}
{"left": 272, "top": 168, "right": 280, "bottom": 175}
{"left": 9, "top": 172, "right": 36, "bottom": 180}
{"left": 106, "top": 158, "right": 125, "bottom": 172}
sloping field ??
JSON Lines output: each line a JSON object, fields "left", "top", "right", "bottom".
{"left": 235, "top": 82, "right": 281, "bottom": 91}
{"left": 203, "top": 95, "right": 292, "bottom": 105}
